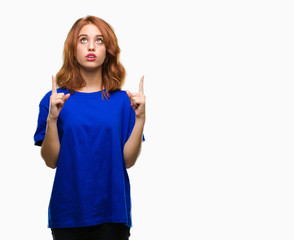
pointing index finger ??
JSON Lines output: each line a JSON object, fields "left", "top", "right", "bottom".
{"left": 52, "top": 75, "right": 57, "bottom": 94}
{"left": 139, "top": 75, "right": 144, "bottom": 94}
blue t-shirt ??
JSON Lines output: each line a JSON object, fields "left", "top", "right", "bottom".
{"left": 34, "top": 89, "right": 144, "bottom": 229}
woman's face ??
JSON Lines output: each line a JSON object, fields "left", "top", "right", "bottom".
{"left": 76, "top": 24, "right": 107, "bottom": 71}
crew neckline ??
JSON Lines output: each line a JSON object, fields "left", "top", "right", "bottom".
{"left": 73, "top": 89, "right": 105, "bottom": 96}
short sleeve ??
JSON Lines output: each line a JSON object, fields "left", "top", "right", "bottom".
{"left": 34, "top": 92, "right": 50, "bottom": 146}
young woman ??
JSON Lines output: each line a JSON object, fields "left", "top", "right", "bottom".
{"left": 34, "top": 16, "right": 145, "bottom": 240}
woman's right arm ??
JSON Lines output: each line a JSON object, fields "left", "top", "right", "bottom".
{"left": 41, "top": 118, "right": 60, "bottom": 169}
{"left": 41, "top": 76, "right": 70, "bottom": 169}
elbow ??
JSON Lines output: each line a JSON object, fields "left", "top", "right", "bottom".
{"left": 124, "top": 151, "right": 141, "bottom": 169}
{"left": 125, "top": 155, "right": 140, "bottom": 169}
{"left": 41, "top": 149, "right": 57, "bottom": 169}
{"left": 126, "top": 161, "right": 135, "bottom": 169}
{"left": 45, "top": 162, "right": 57, "bottom": 169}
{"left": 124, "top": 154, "right": 137, "bottom": 169}
{"left": 43, "top": 155, "right": 57, "bottom": 169}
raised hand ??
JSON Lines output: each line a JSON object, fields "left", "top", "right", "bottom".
{"left": 126, "top": 76, "right": 146, "bottom": 120}
{"left": 48, "top": 75, "right": 70, "bottom": 121}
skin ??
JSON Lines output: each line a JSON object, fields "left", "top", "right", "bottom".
{"left": 124, "top": 77, "right": 146, "bottom": 168}
{"left": 75, "top": 24, "right": 106, "bottom": 92}
{"left": 41, "top": 23, "right": 145, "bottom": 169}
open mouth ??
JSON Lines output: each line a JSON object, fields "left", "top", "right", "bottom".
{"left": 86, "top": 54, "right": 96, "bottom": 61}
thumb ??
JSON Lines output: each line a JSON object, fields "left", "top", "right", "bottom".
{"left": 126, "top": 90, "right": 132, "bottom": 99}
{"left": 64, "top": 93, "right": 70, "bottom": 101}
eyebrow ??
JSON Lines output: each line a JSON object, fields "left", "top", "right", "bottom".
{"left": 78, "top": 34, "right": 103, "bottom": 38}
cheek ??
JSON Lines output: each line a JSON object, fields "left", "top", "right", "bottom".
{"left": 98, "top": 46, "right": 107, "bottom": 58}
{"left": 76, "top": 46, "right": 83, "bottom": 59}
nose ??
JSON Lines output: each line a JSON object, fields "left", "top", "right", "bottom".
{"left": 88, "top": 40, "right": 95, "bottom": 51}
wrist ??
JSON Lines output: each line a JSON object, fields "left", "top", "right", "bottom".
{"left": 135, "top": 115, "right": 146, "bottom": 123}
{"left": 47, "top": 116, "right": 58, "bottom": 124}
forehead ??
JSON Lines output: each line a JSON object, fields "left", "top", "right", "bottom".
{"left": 79, "top": 24, "right": 102, "bottom": 36}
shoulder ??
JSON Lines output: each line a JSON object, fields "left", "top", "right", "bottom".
{"left": 110, "top": 90, "right": 129, "bottom": 101}
{"left": 109, "top": 90, "right": 132, "bottom": 110}
{"left": 43, "top": 88, "right": 69, "bottom": 97}
{"left": 39, "top": 88, "right": 69, "bottom": 106}
{"left": 110, "top": 90, "right": 127, "bottom": 96}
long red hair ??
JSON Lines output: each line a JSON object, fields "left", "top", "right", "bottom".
{"left": 56, "top": 16, "right": 126, "bottom": 98}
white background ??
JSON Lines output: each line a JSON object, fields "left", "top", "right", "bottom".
{"left": 0, "top": 0, "right": 293, "bottom": 239}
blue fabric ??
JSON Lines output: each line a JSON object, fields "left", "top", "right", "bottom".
{"left": 34, "top": 89, "right": 144, "bottom": 229}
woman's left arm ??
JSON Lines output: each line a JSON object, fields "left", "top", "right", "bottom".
{"left": 124, "top": 76, "right": 146, "bottom": 168}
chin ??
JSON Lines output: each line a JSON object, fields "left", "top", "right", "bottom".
{"left": 80, "top": 63, "right": 103, "bottom": 72}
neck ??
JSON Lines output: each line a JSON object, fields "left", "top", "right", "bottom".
{"left": 78, "top": 67, "right": 103, "bottom": 92}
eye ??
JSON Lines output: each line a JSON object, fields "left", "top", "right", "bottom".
{"left": 96, "top": 38, "right": 103, "bottom": 44}
{"left": 80, "top": 37, "right": 87, "bottom": 43}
